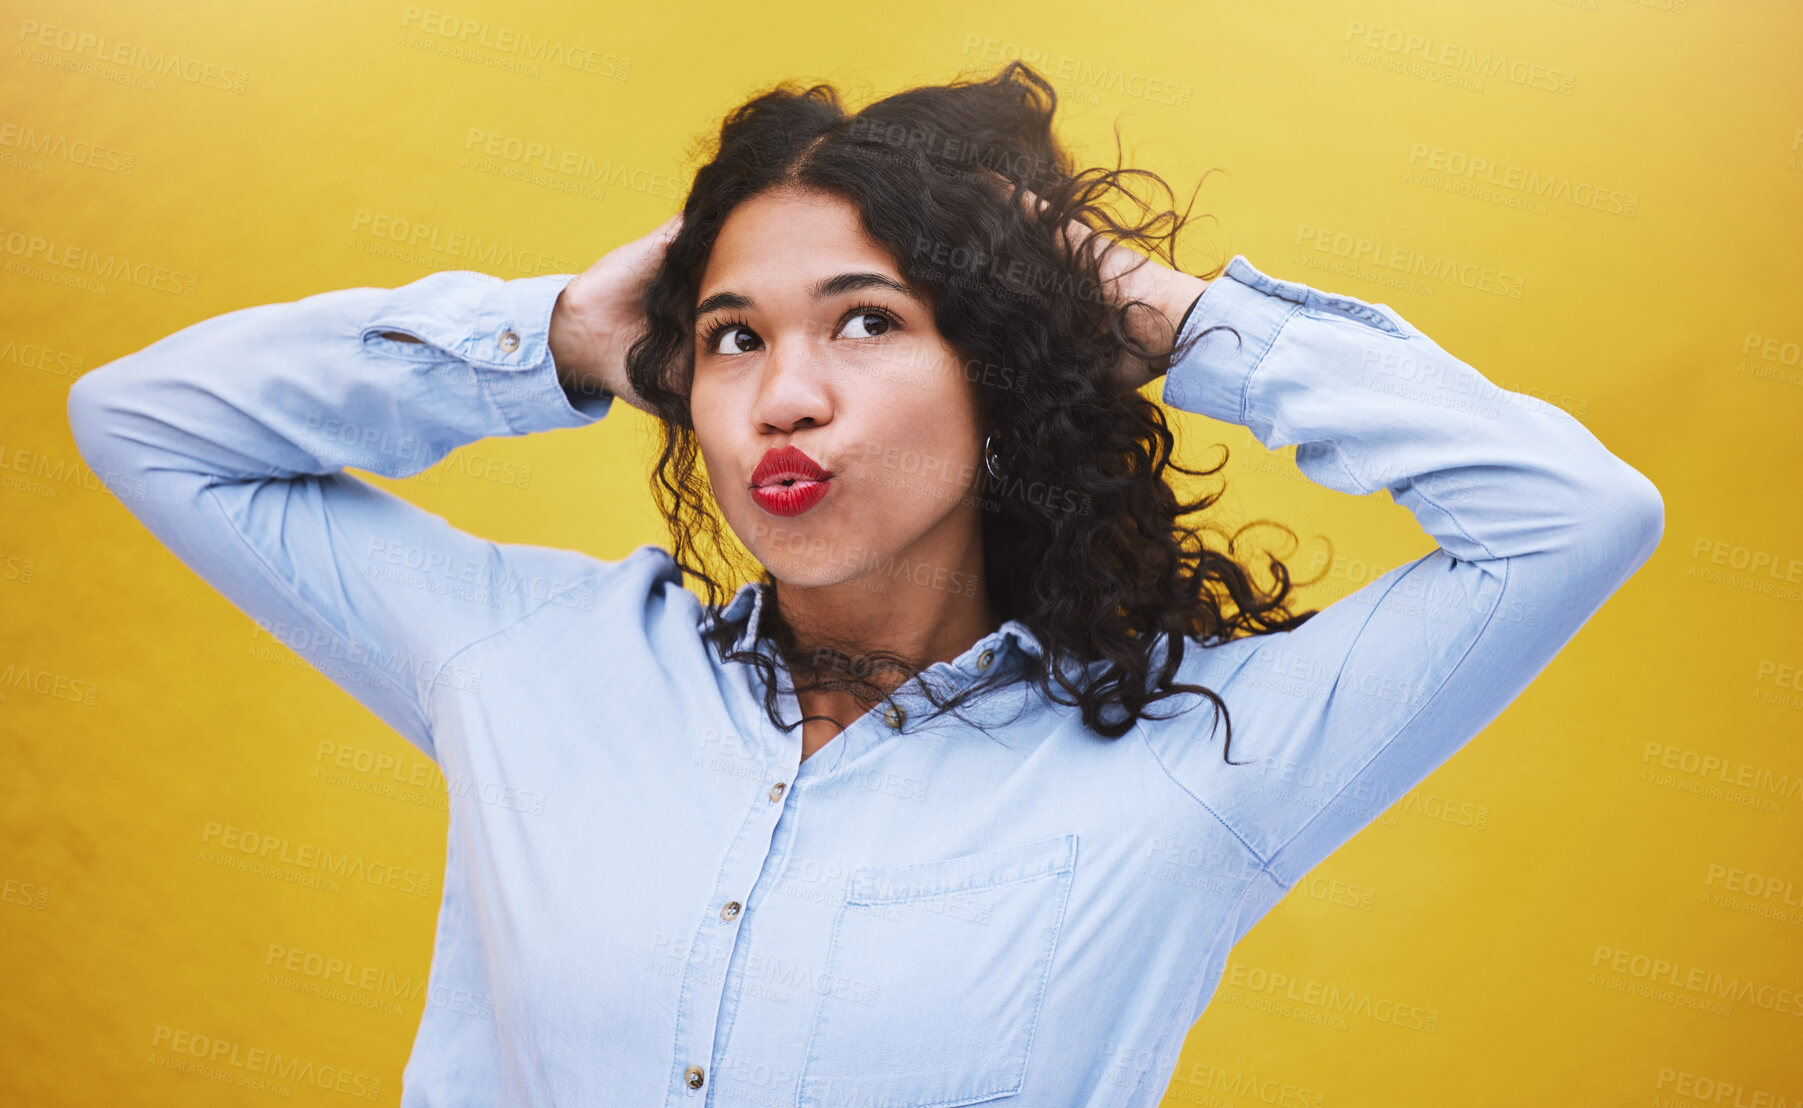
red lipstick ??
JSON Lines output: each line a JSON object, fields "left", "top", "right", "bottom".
{"left": 749, "top": 445, "right": 834, "bottom": 518}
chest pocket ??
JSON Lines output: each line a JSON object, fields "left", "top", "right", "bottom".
{"left": 797, "top": 833, "right": 1079, "bottom": 1107}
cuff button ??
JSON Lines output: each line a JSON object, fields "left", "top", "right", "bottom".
{"left": 497, "top": 329, "right": 521, "bottom": 354}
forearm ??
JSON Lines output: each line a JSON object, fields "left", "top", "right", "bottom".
{"left": 1147, "top": 255, "right": 1664, "bottom": 890}
{"left": 66, "top": 268, "right": 617, "bottom": 758}
{"left": 1126, "top": 270, "right": 1212, "bottom": 386}
{"left": 548, "top": 272, "right": 656, "bottom": 414}
{"left": 1161, "top": 254, "right": 1663, "bottom": 583}
{"left": 1137, "top": 271, "right": 1211, "bottom": 383}
{"left": 69, "top": 269, "right": 610, "bottom": 487}
{"left": 549, "top": 279, "right": 618, "bottom": 406}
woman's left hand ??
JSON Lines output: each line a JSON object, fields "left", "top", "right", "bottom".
{"left": 986, "top": 174, "right": 1210, "bottom": 392}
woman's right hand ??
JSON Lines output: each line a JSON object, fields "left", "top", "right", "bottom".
{"left": 981, "top": 173, "right": 1208, "bottom": 393}
{"left": 550, "top": 213, "right": 683, "bottom": 413}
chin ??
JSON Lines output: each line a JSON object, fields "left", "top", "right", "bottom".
{"left": 755, "top": 532, "right": 916, "bottom": 596}
{"left": 729, "top": 500, "right": 930, "bottom": 592}
{"left": 754, "top": 544, "right": 865, "bottom": 590}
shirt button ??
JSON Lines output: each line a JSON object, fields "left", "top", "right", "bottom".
{"left": 883, "top": 703, "right": 906, "bottom": 729}
{"left": 976, "top": 648, "right": 995, "bottom": 671}
{"left": 720, "top": 900, "right": 741, "bottom": 921}
{"left": 685, "top": 1065, "right": 705, "bottom": 1090}
{"left": 497, "top": 329, "right": 521, "bottom": 354}
{"left": 768, "top": 782, "right": 787, "bottom": 803}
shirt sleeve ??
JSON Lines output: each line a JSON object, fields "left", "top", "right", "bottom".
{"left": 65, "top": 268, "right": 616, "bottom": 764}
{"left": 1143, "top": 254, "right": 1664, "bottom": 895}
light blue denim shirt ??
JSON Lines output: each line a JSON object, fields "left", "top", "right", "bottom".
{"left": 68, "top": 253, "right": 1664, "bottom": 1107}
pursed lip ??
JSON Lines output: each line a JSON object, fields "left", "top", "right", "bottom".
{"left": 750, "top": 444, "right": 833, "bottom": 489}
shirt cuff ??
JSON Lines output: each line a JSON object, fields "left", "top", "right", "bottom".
{"left": 464, "top": 272, "right": 616, "bottom": 434}
{"left": 1159, "top": 254, "right": 1301, "bottom": 427}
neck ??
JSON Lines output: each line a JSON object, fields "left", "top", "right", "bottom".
{"left": 770, "top": 518, "right": 1000, "bottom": 693}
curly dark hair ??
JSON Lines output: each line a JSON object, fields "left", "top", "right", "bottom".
{"left": 621, "top": 60, "right": 1321, "bottom": 762}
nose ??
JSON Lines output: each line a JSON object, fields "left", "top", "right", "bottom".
{"left": 750, "top": 330, "right": 833, "bottom": 434}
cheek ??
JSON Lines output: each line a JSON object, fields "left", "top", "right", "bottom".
{"left": 688, "top": 381, "right": 731, "bottom": 461}
{"left": 686, "top": 406, "right": 738, "bottom": 511}
{"left": 905, "top": 356, "right": 983, "bottom": 459}
{"left": 851, "top": 380, "right": 983, "bottom": 501}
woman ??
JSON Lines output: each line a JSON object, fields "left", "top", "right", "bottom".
{"left": 70, "top": 62, "right": 1661, "bottom": 1108}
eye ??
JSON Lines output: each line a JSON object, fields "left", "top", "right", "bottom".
{"left": 838, "top": 303, "right": 898, "bottom": 340}
{"left": 698, "top": 303, "right": 900, "bottom": 358}
{"left": 701, "top": 317, "right": 760, "bottom": 356}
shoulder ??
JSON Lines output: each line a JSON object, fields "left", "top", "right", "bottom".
{"left": 479, "top": 540, "right": 697, "bottom": 633}
{"left": 425, "top": 541, "right": 729, "bottom": 710}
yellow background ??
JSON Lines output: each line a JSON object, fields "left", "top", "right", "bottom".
{"left": 4, "top": 0, "right": 1800, "bottom": 1103}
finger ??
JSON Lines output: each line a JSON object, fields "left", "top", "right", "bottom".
{"left": 617, "top": 216, "right": 682, "bottom": 280}
{"left": 981, "top": 174, "right": 1135, "bottom": 299}
{"left": 642, "top": 214, "right": 682, "bottom": 255}
{"left": 979, "top": 169, "right": 1051, "bottom": 224}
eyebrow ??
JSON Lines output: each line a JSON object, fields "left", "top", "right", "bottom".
{"left": 694, "top": 271, "right": 922, "bottom": 322}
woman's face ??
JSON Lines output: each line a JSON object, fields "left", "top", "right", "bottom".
{"left": 689, "top": 186, "right": 987, "bottom": 590}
